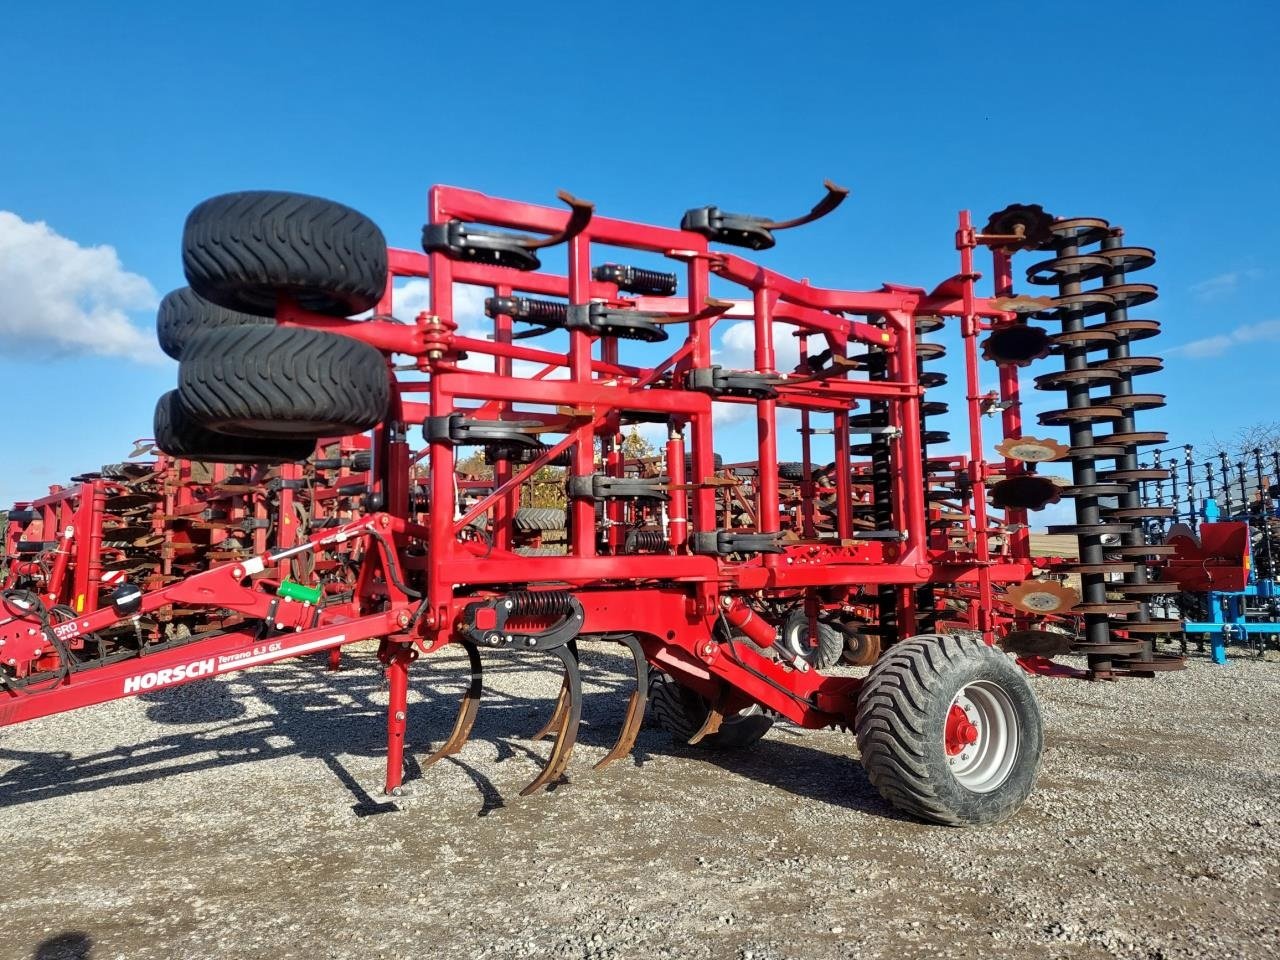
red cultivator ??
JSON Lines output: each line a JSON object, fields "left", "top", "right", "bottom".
{"left": 0, "top": 183, "right": 1180, "bottom": 825}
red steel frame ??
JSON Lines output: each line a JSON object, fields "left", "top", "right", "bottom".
{"left": 0, "top": 185, "right": 1055, "bottom": 795}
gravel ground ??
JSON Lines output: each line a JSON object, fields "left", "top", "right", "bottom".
{"left": 1, "top": 642, "right": 1278, "bottom": 960}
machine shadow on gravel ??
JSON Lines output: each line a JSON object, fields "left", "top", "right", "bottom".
{"left": 0, "top": 647, "right": 900, "bottom": 820}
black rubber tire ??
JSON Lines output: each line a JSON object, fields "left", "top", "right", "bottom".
{"left": 177, "top": 325, "right": 390, "bottom": 439}
{"left": 156, "top": 286, "right": 273, "bottom": 360}
{"left": 183, "top": 191, "right": 387, "bottom": 317}
{"left": 854, "top": 634, "right": 1043, "bottom": 826}
{"left": 778, "top": 461, "right": 806, "bottom": 482}
{"left": 781, "top": 609, "right": 845, "bottom": 670}
{"left": 153, "top": 391, "right": 313, "bottom": 464}
{"left": 683, "top": 453, "right": 724, "bottom": 476}
{"left": 649, "top": 671, "right": 773, "bottom": 749}
{"left": 513, "top": 508, "right": 567, "bottom": 532}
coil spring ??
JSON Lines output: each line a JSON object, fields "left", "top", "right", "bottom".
{"left": 624, "top": 529, "right": 667, "bottom": 554}
{"left": 915, "top": 318, "right": 948, "bottom": 632}
{"left": 507, "top": 589, "right": 575, "bottom": 619}
{"left": 484, "top": 296, "right": 569, "bottom": 325}
{"left": 592, "top": 263, "right": 678, "bottom": 297}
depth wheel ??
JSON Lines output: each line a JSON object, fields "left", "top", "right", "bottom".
{"left": 854, "top": 634, "right": 1043, "bottom": 826}
{"left": 781, "top": 609, "right": 844, "bottom": 670}
{"left": 156, "top": 286, "right": 273, "bottom": 360}
{"left": 649, "top": 672, "right": 773, "bottom": 750}
{"left": 153, "top": 391, "right": 313, "bottom": 464}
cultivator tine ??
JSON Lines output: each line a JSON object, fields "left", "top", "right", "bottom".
{"left": 593, "top": 633, "right": 649, "bottom": 771}
{"left": 519, "top": 644, "right": 582, "bottom": 796}
{"left": 423, "top": 641, "right": 482, "bottom": 768}
{"left": 687, "top": 700, "right": 726, "bottom": 745}
{"left": 531, "top": 639, "right": 578, "bottom": 741}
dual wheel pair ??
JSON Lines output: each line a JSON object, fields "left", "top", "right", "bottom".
{"left": 652, "top": 633, "right": 1043, "bottom": 826}
{"left": 153, "top": 192, "right": 394, "bottom": 463}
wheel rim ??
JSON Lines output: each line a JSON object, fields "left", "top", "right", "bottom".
{"left": 783, "top": 618, "right": 813, "bottom": 661}
{"left": 944, "top": 680, "right": 1019, "bottom": 793}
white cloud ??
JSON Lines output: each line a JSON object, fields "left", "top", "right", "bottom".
{"left": 0, "top": 211, "right": 159, "bottom": 361}
{"left": 1167, "top": 319, "right": 1280, "bottom": 359}
{"left": 715, "top": 319, "right": 803, "bottom": 372}
{"left": 1190, "top": 269, "right": 1263, "bottom": 301}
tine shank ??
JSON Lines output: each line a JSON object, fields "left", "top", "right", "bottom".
{"left": 531, "top": 639, "right": 578, "bottom": 741}
{"left": 686, "top": 699, "right": 726, "bottom": 746}
{"left": 423, "top": 642, "right": 482, "bottom": 767}
{"left": 520, "top": 645, "right": 582, "bottom": 796}
{"left": 593, "top": 634, "right": 649, "bottom": 771}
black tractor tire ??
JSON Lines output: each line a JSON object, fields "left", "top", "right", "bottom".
{"left": 781, "top": 609, "right": 845, "bottom": 670}
{"left": 683, "top": 452, "right": 724, "bottom": 477}
{"left": 177, "top": 325, "right": 389, "bottom": 439}
{"left": 778, "top": 461, "right": 807, "bottom": 482}
{"left": 513, "top": 508, "right": 567, "bottom": 533}
{"left": 153, "top": 391, "right": 313, "bottom": 465}
{"left": 854, "top": 634, "right": 1043, "bottom": 827}
{"left": 183, "top": 191, "right": 387, "bottom": 317}
{"left": 649, "top": 671, "right": 773, "bottom": 750}
{"left": 156, "top": 286, "right": 274, "bottom": 361}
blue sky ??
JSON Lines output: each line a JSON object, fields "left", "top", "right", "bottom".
{"left": 1, "top": 1, "right": 1276, "bottom": 514}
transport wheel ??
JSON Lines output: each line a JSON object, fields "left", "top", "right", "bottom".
{"left": 649, "top": 672, "right": 773, "bottom": 749}
{"left": 854, "top": 634, "right": 1043, "bottom": 826}
{"left": 841, "top": 627, "right": 882, "bottom": 666}
{"left": 513, "top": 508, "right": 567, "bottom": 532}
{"left": 178, "top": 325, "right": 390, "bottom": 439}
{"left": 781, "top": 609, "right": 844, "bottom": 670}
{"left": 153, "top": 391, "right": 313, "bottom": 464}
{"left": 183, "top": 191, "right": 387, "bottom": 317}
{"left": 778, "top": 461, "right": 806, "bottom": 481}
{"left": 156, "top": 286, "right": 273, "bottom": 360}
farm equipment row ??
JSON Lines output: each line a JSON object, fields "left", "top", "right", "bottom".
{"left": 1, "top": 182, "right": 1182, "bottom": 825}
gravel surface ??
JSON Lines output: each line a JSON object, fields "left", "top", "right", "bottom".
{"left": 1, "top": 642, "right": 1278, "bottom": 960}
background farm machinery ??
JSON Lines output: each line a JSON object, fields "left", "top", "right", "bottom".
{"left": 1131, "top": 444, "right": 1280, "bottom": 663}
{"left": 0, "top": 183, "right": 1183, "bottom": 825}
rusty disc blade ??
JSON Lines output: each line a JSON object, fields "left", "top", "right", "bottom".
{"left": 989, "top": 475, "right": 1062, "bottom": 511}
{"left": 1071, "top": 639, "right": 1147, "bottom": 657}
{"left": 1109, "top": 619, "right": 1182, "bottom": 634}
{"left": 1049, "top": 217, "right": 1111, "bottom": 244}
{"left": 1034, "top": 367, "right": 1122, "bottom": 390}
{"left": 1004, "top": 580, "right": 1081, "bottom": 614}
{"left": 1025, "top": 253, "right": 1112, "bottom": 286}
{"left": 1093, "top": 318, "right": 1160, "bottom": 341}
{"left": 995, "top": 436, "right": 1071, "bottom": 463}
{"left": 1038, "top": 405, "right": 1123, "bottom": 426}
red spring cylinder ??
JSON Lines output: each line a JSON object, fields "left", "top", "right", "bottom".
{"left": 722, "top": 597, "right": 777, "bottom": 649}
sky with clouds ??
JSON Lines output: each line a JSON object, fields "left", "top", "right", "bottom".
{"left": 0, "top": 1, "right": 1276, "bottom": 524}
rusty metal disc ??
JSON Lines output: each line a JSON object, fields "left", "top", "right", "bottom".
{"left": 1057, "top": 561, "right": 1136, "bottom": 575}
{"left": 1104, "top": 506, "right": 1176, "bottom": 521}
{"left": 1099, "top": 356, "right": 1164, "bottom": 375}
{"left": 1109, "top": 618, "right": 1182, "bottom": 634}
{"left": 1049, "top": 328, "right": 1117, "bottom": 350}
{"left": 1067, "top": 444, "right": 1128, "bottom": 459}
{"left": 1105, "top": 392, "right": 1166, "bottom": 411}
{"left": 1092, "top": 318, "right": 1161, "bottom": 341}
{"left": 916, "top": 341, "right": 947, "bottom": 360}
{"left": 1095, "top": 431, "right": 1168, "bottom": 447}
{"left": 1100, "top": 246, "right": 1156, "bottom": 273}
{"left": 920, "top": 371, "right": 948, "bottom": 387}
{"left": 1045, "top": 291, "right": 1115, "bottom": 317}
{"left": 1099, "top": 468, "right": 1169, "bottom": 482}
{"left": 1034, "top": 367, "right": 1122, "bottom": 390}
{"left": 1025, "top": 253, "right": 1112, "bottom": 286}
{"left": 1047, "top": 522, "right": 1135, "bottom": 536}
{"left": 1071, "top": 639, "right": 1147, "bottom": 657}
{"left": 990, "top": 295, "right": 1057, "bottom": 314}
{"left": 1100, "top": 283, "right": 1158, "bottom": 310}
{"left": 995, "top": 436, "right": 1071, "bottom": 463}
{"left": 999, "top": 629, "right": 1076, "bottom": 657}
{"left": 989, "top": 475, "right": 1063, "bottom": 511}
{"left": 982, "top": 203, "right": 1056, "bottom": 250}
{"left": 1073, "top": 601, "right": 1142, "bottom": 616}
{"left": 1060, "top": 482, "right": 1130, "bottom": 497}
{"left": 1038, "top": 405, "right": 1123, "bottom": 426}
{"left": 915, "top": 315, "right": 944, "bottom": 333}
{"left": 1049, "top": 217, "right": 1111, "bottom": 245}
{"left": 1106, "top": 544, "right": 1177, "bottom": 558}
{"left": 1004, "top": 580, "right": 1081, "bottom": 614}
{"left": 981, "top": 324, "right": 1051, "bottom": 366}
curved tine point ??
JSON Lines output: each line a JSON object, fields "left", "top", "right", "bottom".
{"left": 764, "top": 180, "right": 851, "bottom": 231}
{"left": 519, "top": 645, "right": 582, "bottom": 797}
{"left": 593, "top": 634, "right": 650, "bottom": 771}
{"left": 523, "top": 191, "right": 595, "bottom": 251}
{"left": 531, "top": 679, "right": 571, "bottom": 741}
{"left": 422, "top": 642, "right": 482, "bottom": 768}
{"left": 686, "top": 697, "right": 725, "bottom": 746}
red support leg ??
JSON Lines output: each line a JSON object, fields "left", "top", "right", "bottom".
{"left": 384, "top": 645, "right": 412, "bottom": 796}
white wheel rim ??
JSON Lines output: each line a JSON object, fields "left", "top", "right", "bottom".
{"left": 946, "top": 680, "right": 1019, "bottom": 793}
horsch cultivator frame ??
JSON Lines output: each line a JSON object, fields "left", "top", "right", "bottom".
{"left": 0, "top": 183, "right": 1180, "bottom": 825}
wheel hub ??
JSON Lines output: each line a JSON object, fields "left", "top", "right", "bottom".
{"left": 943, "top": 682, "right": 1019, "bottom": 793}
{"left": 945, "top": 702, "right": 979, "bottom": 755}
